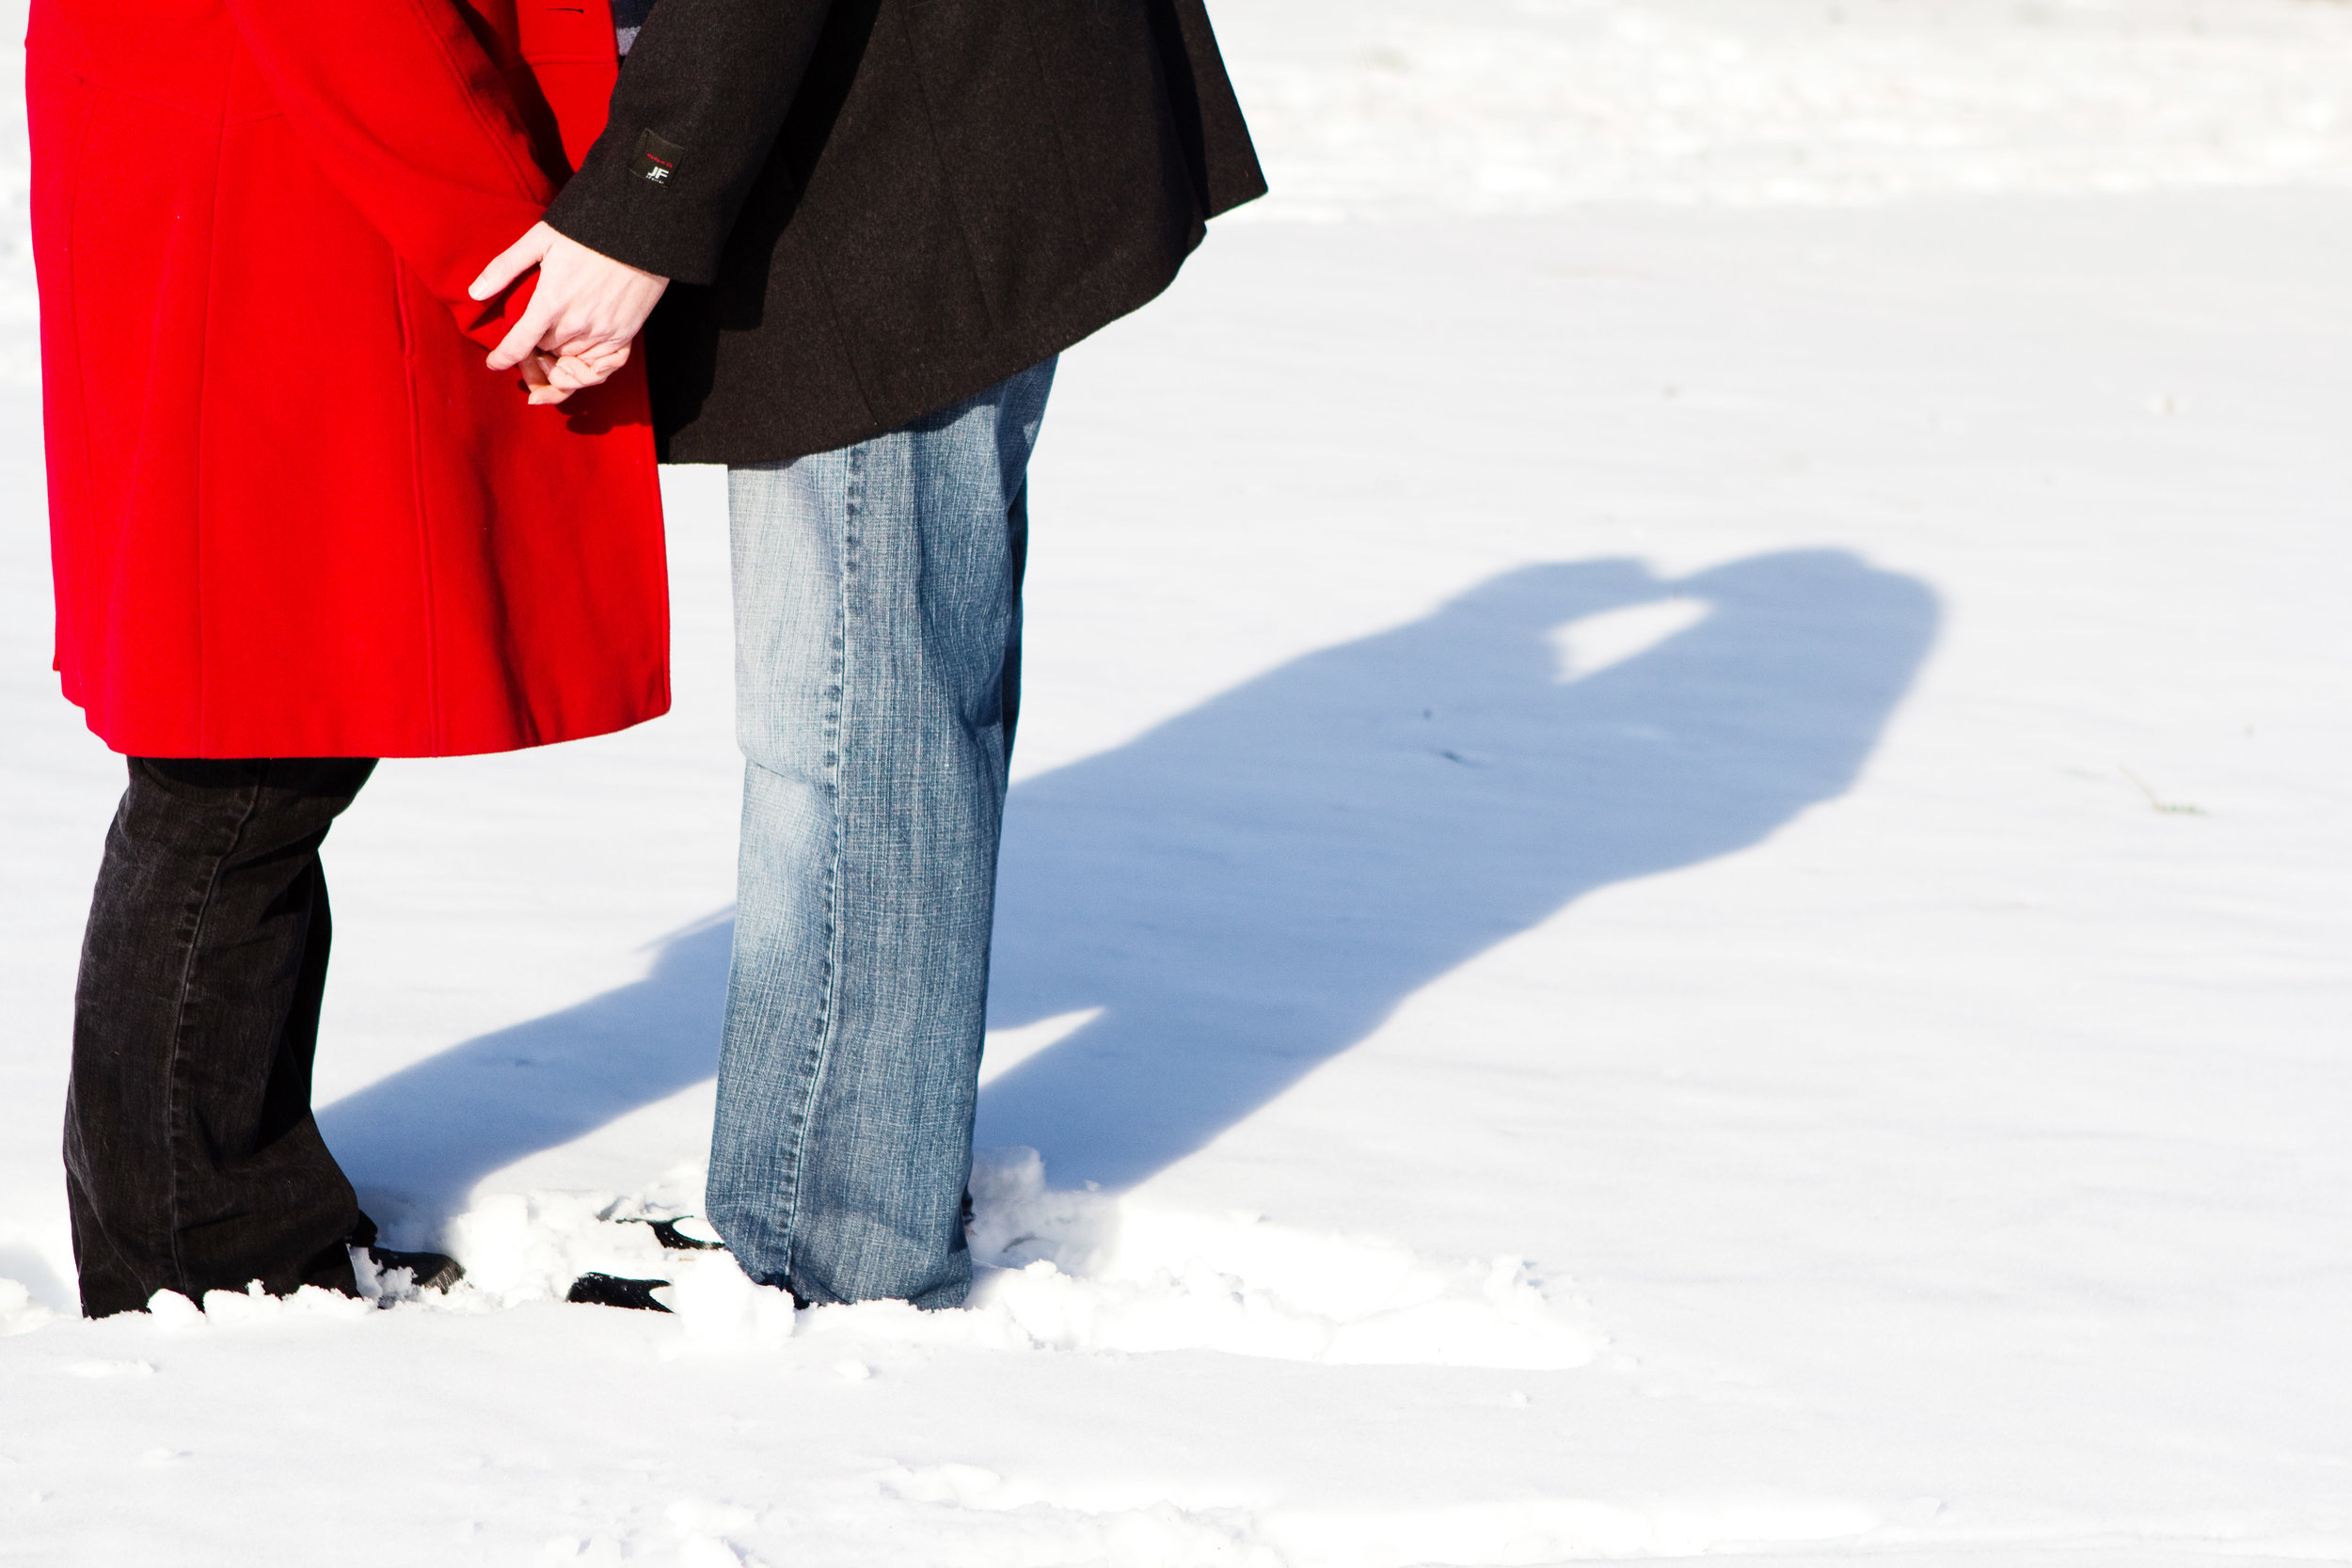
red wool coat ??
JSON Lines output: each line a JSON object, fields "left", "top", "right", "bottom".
{"left": 26, "top": 0, "right": 669, "bottom": 758}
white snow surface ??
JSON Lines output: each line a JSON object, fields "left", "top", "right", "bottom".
{"left": 1230, "top": 0, "right": 2352, "bottom": 214}
{"left": 5, "top": 2, "right": 2351, "bottom": 1563}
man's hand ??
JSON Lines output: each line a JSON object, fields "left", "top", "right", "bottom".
{"left": 470, "top": 222, "right": 670, "bottom": 404}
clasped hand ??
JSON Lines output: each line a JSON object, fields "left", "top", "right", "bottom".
{"left": 469, "top": 222, "right": 670, "bottom": 406}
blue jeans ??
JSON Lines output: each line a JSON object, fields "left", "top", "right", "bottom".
{"left": 708, "top": 359, "right": 1055, "bottom": 1308}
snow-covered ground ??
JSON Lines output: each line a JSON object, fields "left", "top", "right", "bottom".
{"left": 5, "top": 3, "right": 2351, "bottom": 1563}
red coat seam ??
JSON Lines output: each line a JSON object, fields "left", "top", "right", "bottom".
{"left": 189, "top": 63, "right": 235, "bottom": 754}
{"left": 394, "top": 261, "right": 443, "bottom": 753}
{"left": 55, "top": 68, "right": 100, "bottom": 703}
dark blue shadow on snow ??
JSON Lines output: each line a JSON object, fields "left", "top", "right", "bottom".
{"left": 316, "top": 914, "right": 733, "bottom": 1212}
{"left": 319, "top": 551, "right": 1937, "bottom": 1208}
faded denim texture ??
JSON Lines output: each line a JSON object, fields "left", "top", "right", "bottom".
{"left": 712, "top": 359, "right": 1055, "bottom": 1308}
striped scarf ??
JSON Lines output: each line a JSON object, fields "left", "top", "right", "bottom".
{"left": 612, "top": 0, "right": 654, "bottom": 55}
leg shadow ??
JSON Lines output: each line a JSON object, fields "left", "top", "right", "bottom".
{"left": 0, "top": 1239, "right": 76, "bottom": 1316}
{"left": 978, "top": 550, "right": 1940, "bottom": 1186}
{"left": 314, "top": 551, "right": 1936, "bottom": 1212}
{"left": 314, "top": 913, "right": 734, "bottom": 1213}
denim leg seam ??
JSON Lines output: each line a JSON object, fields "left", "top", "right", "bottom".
{"left": 158, "top": 763, "right": 266, "bottom": 1297}
{"left": 776, "top": 448, "right": 860, "bottom": 1288}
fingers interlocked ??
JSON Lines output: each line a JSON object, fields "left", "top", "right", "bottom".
{"left": 470, "top": 221, "right": 671, "bottom": 406}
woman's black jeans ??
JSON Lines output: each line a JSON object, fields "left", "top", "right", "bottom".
{"left": 65, "top": 756, "right": 375, "bottom": 1318}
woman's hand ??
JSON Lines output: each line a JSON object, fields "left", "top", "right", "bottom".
{"left": 515, "top": 344, "right": 634, "bottom": 405}
{"left": 516, "top": 352, "right": 564, "bottom": 406}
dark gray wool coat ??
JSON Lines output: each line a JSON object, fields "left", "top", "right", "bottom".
{"left": 545, "top": 0, "right": 1267, "bottom": 465}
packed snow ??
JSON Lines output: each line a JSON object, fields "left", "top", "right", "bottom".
{"left": 4, "top": 1, "right": 2350, "bottom": 1563}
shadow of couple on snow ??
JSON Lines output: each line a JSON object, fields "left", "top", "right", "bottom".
{"left": 320, "top": 550, "right": 1940, "bottom": 1209}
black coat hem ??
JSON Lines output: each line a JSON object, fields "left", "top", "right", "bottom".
{"left": 650, "top": 221, "right": 1218, "bottom": 467}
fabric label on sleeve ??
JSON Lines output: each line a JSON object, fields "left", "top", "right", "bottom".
{"left": 633, "top": 129, "right": 687, "bottom": 186}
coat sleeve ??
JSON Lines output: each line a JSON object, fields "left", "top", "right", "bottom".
{"left": 220, "top": 0, "right": 564, "bottom": 348}
{"left": 540, "top": 1, "right": 837, "bottom": 286}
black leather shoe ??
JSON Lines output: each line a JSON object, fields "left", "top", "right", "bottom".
{"left": 618, "top": 1215, "right": 725, "bottom": 1252}
{"left": 565, "top": 1272, "right": 672, "bottom": 1312}
{"left": 366, "top": 1246, "right": 465, "bottom": 1293}
{"left": 348, "top": 1212, "right": 464, "bottom": 1293}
